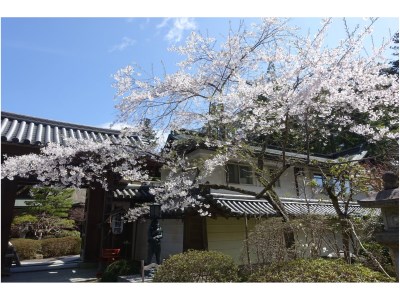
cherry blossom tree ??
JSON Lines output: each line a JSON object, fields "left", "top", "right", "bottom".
{"left": 2, "top": 18, "right": 398, "bottom": 227}
{"left": 113, "top": 18, "right": 398, "bottom": 222}
{"left": 1, "top": 137, "right": 152, "bottom": 190}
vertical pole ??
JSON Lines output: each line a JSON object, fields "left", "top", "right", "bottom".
{"left": 244, "top": 213, "right": 251, "bottom": 267}
{"left": 141, "top": 259, "right": 145, "bottom": 282}
{"left": 133, "top": 220, "right": 138, "bottom": 260}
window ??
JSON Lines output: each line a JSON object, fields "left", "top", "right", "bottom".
{"left": 312, "top": 173, "right": 351, "bottom": 195}
{"left": 313, "top": 174, "right": 325, "bottom": 189}
{"left": 312, "top": 173, "right": 328, "bottom": 195}
{"left": 227, "top": 164, "right": 253, "bottom": 184}
{"left": 111, "top": 213, "right": 124, "bottom": 235}
{"left": 333, "top": 178, "right": 351, "bottom": 195}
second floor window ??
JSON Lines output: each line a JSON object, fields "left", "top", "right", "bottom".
{"left": 227, "top": 164, "right": 253, "bottom": 185}
{"left": 312, "top": 173, "right": 351, "bottom": 195}
{"left": 313, "top": 173, "right": 325, "bottom": 189}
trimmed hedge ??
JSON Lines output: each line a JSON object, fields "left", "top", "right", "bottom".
{"left": 153, "top": 250, "right": 239, "bottom": 282}
{"left": 10, "top": 237, "right": 81, "bottom": 260}
{"left": 248, "top": 258, "right": 396, "bottom": 282}
{"left": 40, "top": 236, "right": 81, "bottom": 258}
{"left": 10, "top": 238, "right": 41, "bottom": 260}
{"left": 44, "top": 230, "right": 81, "bottom": 239}
{"left": 100, "top": 260, "right": 141, "bottom": 282}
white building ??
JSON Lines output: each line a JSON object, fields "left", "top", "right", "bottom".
{"left": 117, "top": 131, "right": 377, "bottom": 264}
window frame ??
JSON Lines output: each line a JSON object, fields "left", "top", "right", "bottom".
{"left": 312, "top": 173, "right": 351, "bottom": 196}
{"left": 313, "top": 173, "right": 325, "bottom": 188}
{"left": 227, "top": 163, "right": 254, "bottom": 185}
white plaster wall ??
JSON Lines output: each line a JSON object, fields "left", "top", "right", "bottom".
{"left": 131, "top": 219, "right": 183, "bottom": 263}
{"left": 294, "top": 224, "right": 359, "bottom": 258}
{"left": 165, "top": 148, "right": 370, "bottom": 202}
{"left": 158, "top": 219, "right": 184, "bottom": 261}
{"left": 206, "top": 217, "right": 257, "bottom": 264}
{"left": 294, "top": 228, "right": 342, "bottom": 258}
{"left": 207, "top": 217, "right": 355, "bottom": 264}
{"left": 202, "top": 164, "right": 321, "bottom": 200}
{"left": 180, "top": 149, "right": 323, "bottom": 199}
{"left": 161, "top": 148, "right": 366, "bottom": 202}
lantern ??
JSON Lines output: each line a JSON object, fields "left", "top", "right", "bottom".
{"left": 111, "top": 213, "right": 124, "bottom": 234}
{"left": 149, "top": 203, "right": 161, "bottom": 219}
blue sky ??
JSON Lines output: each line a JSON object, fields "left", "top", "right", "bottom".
{"left": 1, "top": 17, "right": 399, "bottom": 132}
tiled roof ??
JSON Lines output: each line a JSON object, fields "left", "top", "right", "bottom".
{"left": 167, "top": 130, "right": 368, "bottom": 163}
{"left": 113, "top": 184, "right": 155, "bottom": 201}
{"left": 209, "top": 192, "right": 378, "bottom": 217}
{"left": 1, "top": 111, "right": 144, "bottom": 147}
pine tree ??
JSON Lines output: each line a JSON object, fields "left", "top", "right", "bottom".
{"left": 26, "top": 187, "right": 74, "bottom": 218}
{"left": 12, "top": 187, "right": 77, "bottom": 239}
{"left": 141, "top": 118, "right": 157, "bottom": 147}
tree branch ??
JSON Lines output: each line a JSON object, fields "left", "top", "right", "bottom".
{"left": 347, "top": 219, "right": 392, "bottom": 278}
{"left": 204, "top": 183, "right": 290, "bottom": 222}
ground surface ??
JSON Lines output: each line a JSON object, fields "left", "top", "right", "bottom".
{"left": 1, "top": 255, "right": 98, "bottom": 283}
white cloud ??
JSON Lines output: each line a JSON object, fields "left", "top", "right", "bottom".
{"left": 109, "top": 37, "right": 136, "bottom": 52}
{"left": 98, "top": 122, "right": 135, "bottom": 130}
{"left": 157, "top": 18, "right": 197, "bottom": 43}
{"left": 156, "top": 18, "right": 171, "bottom": 28}
{"left": 98, "top": 122, "right": 171, "bottom": 151}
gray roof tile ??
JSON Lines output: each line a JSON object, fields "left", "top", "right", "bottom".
{"left": 211, "top": 192, "right": 378, "bottom": 217}
{"left": 1, "top": 111, "right": 145, "bottom": 147}
{"left": 113, "top": 184, "right": 155, "bottom": 201}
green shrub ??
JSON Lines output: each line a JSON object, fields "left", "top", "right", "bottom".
{"left": 10, "top": 238, "right": 41, "bottom": 260}
{"left": 100, "top": 260, "right": 141, "bottom": 282}
{"left": 153, "top": 250, "right": 239, "bottom": 282}
{"left": 248, "top": 258, "right": 396, "bottom": 282}
{"left": 12, "top": 214, "right": 38, "bottom": 225}
{"left": 44, "top": 230, "right": 81, "bottom": 239}
{"left": 11, "top": 237, "right": 80, "bottom": 260}
{"left": 40, "top": 236, "right": 81, "bottom": 258}
{"left": 359, "top": 242, "right": 396, "bottom": 277}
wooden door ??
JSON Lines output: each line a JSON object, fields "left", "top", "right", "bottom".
{"left": 183, "top": 215, "right": 208, "bottom": 251}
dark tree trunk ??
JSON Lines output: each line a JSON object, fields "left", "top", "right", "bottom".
{"left": 340, "top": 217, "right": 352, "bottom": 263}
{"left": 283, "top": 226, "right": 296, "bottom": 259}
{"left": 325, "top": 184, "right": 353, "bottom": 263}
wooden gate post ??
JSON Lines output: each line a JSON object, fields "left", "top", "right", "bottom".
{"left": 82, "top": 186, "right": 106, "bottom": 262}
{"left": 1, "top": 179, "right": 17, "bottom": 274}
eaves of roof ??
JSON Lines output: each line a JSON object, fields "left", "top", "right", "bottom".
{"left": 253, "top": 146, "right": 368, "bottom": 163}
{"left": 113, "top": 184, "right": 155, "bottom": 202}
{"left": 208, "top": 192, "right": 378, "bottom": 218}
{"left": 1, "top": 111, "right": 144, "bottom": 147}
{"left": 166, "top": 130, "right": 368, "bottom": 163}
